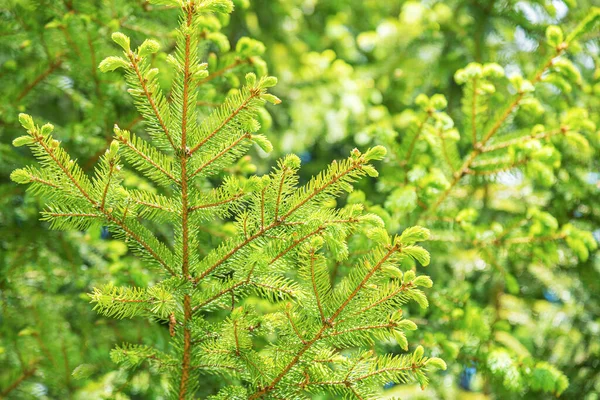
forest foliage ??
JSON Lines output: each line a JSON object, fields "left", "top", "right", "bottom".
{"left": 1, "top": 0, "right": 599, "bottom": 399}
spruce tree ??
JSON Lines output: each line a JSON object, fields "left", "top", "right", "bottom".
{"left": 236, "top": 2, "right": 599, "bottom": 396}
{"left": 10, "top": 1, "right": 445, "bottom": 398}
{"left": 369, "top": 10, "right": 600, "bottom": 398}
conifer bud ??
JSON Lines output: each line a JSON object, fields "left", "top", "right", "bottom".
{"left": 396, "top": 319, "right": 418, "bottom": 331}
{"left": 252, "top": 57, "right": 268, "bottom": 77}
{"left": 18, "top": 113, "right": 35, "bottom": 131}
{"left": 364, "top": 145, "right": 387, "bottom": 161}
{"left": 413, "top": 345, "right": 424, "bottom": 360}
{"left": 399, "top": 225, "right": 430, "bottom": 244}
{"left": 245, "top": 118, "right": 261, "bottom": 132}
{"left": 358, "top": 214, "right": 384, "bottom": 227}
{"left": 10, "top": 169, "right": 32, "bottom": 184}
{"left": 137, "top": 39, "right": 160, "bottom": 57}
{"left": 464, "top": 62, "right": 483, "bottom": 79}
{"left": 403, "top": 270, "right": 416, "bottom": 283}
{"left": 426, "top": 357, "right": 447, "bottom": 370}
{"left": 206, "top": 32, "right": 230, "bottom": 52}
{"left": 111, "top": 32, "right": 131, "bottom": 52}
{"left": 109, "top": 140, "right": 120, "bottom": 157}
{"left": 261, "top": 94, "right": 281, "bottom": 105}
{"left": 99, "top": 56, "right": 129, "bottom": 73}
{"left": 283, "top": 154, "right": 301, "bottom": 169}
{"left": 194, "top": 63, "right": 209, "bottom": 78}
{"left": 415, "top": 93, "right": 429, "bottom": 108}
{"left": 144, "top": 68, "right": 159, "bottom": 81}
{"left": 261, "top": 76, "right": 278, "bottom": 88}
{"left": 200, "top": 0, "right": 234, "bottom": 14}
{"left": 310, "top": 236, "right": 324, "bottom": 249}
{"left": 545, "top": 25, "right": 564, "bottom": 47}
{"left": 51, "top": 139, "right": 60, "bottom": 149}
{"left": 41, "top": 123, "right": 54, "bottom": 135}
{"left": 366, "top": 227, "right": 389, "bottom": 244}
{"left": 430, "top": 94, "right": 447, "bottom": 110}
{"left": 12, "top": 136, "right": 34, "bottom": 147}
{"left": 393, "top": 331, "right": 409, "bottom": 350}
{"left": 251, "top": 134, "right": 273, "bottom": 153}
{"left": 413, "top": 275, "right": 433, "bottom": 288}
{"left": 390, "top": 309, "right": 403, "bottom": 321}
{"left": 362, "top": 165, "right": 379, "bottom": 177}
{"left": 382, "top": 264, "right": 403, "bottom": 279}
{"left": 236, "top": 37, "right": 266, "bottom": 57}
{"left": 245, "top": 72, "right": 257, "bottom": 87}
{"left": 482, "top": 63, "right": 505, "bottom": 78}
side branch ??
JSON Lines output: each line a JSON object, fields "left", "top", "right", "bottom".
{"left": 196, "top": 57, "right": 250, "bottom": 86}
{"left": 33, "top": 134, "right": 175, "bottom": 276}
{"left": 249, "top": 246, "right": 400, "bottom": 399}
{"left": 190, "top": 133, "right": 251, "bottom": 178}
{"left": 194, "top": 164, "right": 361, "bottom": 284}
{"left": 425, "top": 47, "right": 565, "bottom": 214}
{"left": 17, "top": 57, "right": 63, "bottom": 101}
{"left": 189, "top": 93, "right": 259, "bottom": 155}
{"left": 126, "top": 53, "right": 177, "bottom": 151}
{"left": 0, "top": 363, "right": 38, "bottom": 398}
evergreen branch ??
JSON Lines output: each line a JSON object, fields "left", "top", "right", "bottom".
{"left": 106, "top": 216, "right": 177, "bottom": 277}
{"left": 249, "top": 246, "right": 400, "bottom": 399}
{"left": 196, "top": 57, "right": 250, "bottom": 86}
{"left": 285, "top": 308, "right": 307, "bottom": 344}
{"left": 190, "top": 193, "right": 244, "bottom": 212}
{"left": 439, "top": 133, "right": 457, "bottom": 174}
{"left": 17, "top": 56, "right": 63, "bottom": 101}
{"left": 249, "top": 325, "right": 328, "bottom": 400}
{"left": 126, "top": 52, "right": 178, "bottom": 151}
{"left": 269, "top": 226, "right": 326, "bottom": 265}
{"left": 309, "top": 250, "right": 326, "bottom": 323}
{"left": 324, "top": 323, "right": 394, "bottom": 338}
{"left": 353, "top": 365, "right": 418, "bottom": 382}
{"left": 191, "top": 225, "right": 333, "bottom": 313}
{"left": 342, "top": 282, "right": 415, "bottom": 323}
{"left": 45, "top": 212, "right": 100, "bottom": 218}
{"left": 328, "top": 245, "right": 398, "bottom": 323}
{"left": 190, "top": 132, "right": 251, "bottom": 178}
{"left": 178, "top": 3, "right": 194, "bottom": 397}
{"left": 30, "top": 176, "right": 59, "bottom": 189}
{"left": 189, "top": 92, "right": 260, "bottom": 155}
{"left": 0, "top": 362, "right": 38, "bottom": 398}
{"left": 503, "top": 233, "right": 566, "bottom": 245}
{"left": 130, "top": 193, "right": 176, "bottom": 212}
{"left": 273, "top": 166, "right": 289, "bottom": 221}
{"left": 466, "top": 158, "right": 528, "bottom": 176}
{"left": 252, "top": 281, "right": 297, "bottom": 296}
{"left": 100, "top": 162, "right": 115, "bottom": 210}
{"left": 193, "top": 157, "right": 365, "bottom": 284}
{"left": 350, "top": 386, "right": 365, "bottom": 400}
{"left": 21, "top": 119, "right": 176, "bottom": 276}
{"left": 32, "top": 131, "right": 96, "bottom": 205}
{"left": 115, "top": 129, "right": 180, "bottom": 185}
{"left": 401, "top": 113, "right": 430, "bottom": 168}
{"left": 481, "top": 128, "right": 565, "bottom": 152}
{"left": 426, "top": 45, "right": 565, "bottom": 213}
{"left": 233, "top": 320, "right": 241, "bottom": 356}
{"left": 192, "top": 280, "right": 245, "bottom": 312}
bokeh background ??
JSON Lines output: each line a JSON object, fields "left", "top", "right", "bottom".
{"left": 1, "top": 0, "right": 599, "bottom": 399}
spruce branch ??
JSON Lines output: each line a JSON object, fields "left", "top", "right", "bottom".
{"left": 426, "top": 41, "right": 569, "bottom": 213}
{"left": 16, "top": 56, "right": 63, "bottom": 101}
{"left": 196, "top": 57, "right": 252, "bottom": 86}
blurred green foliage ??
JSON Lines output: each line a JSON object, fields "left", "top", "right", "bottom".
{"left": 1, "top": 0, "right": 599, "bottom": 399}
